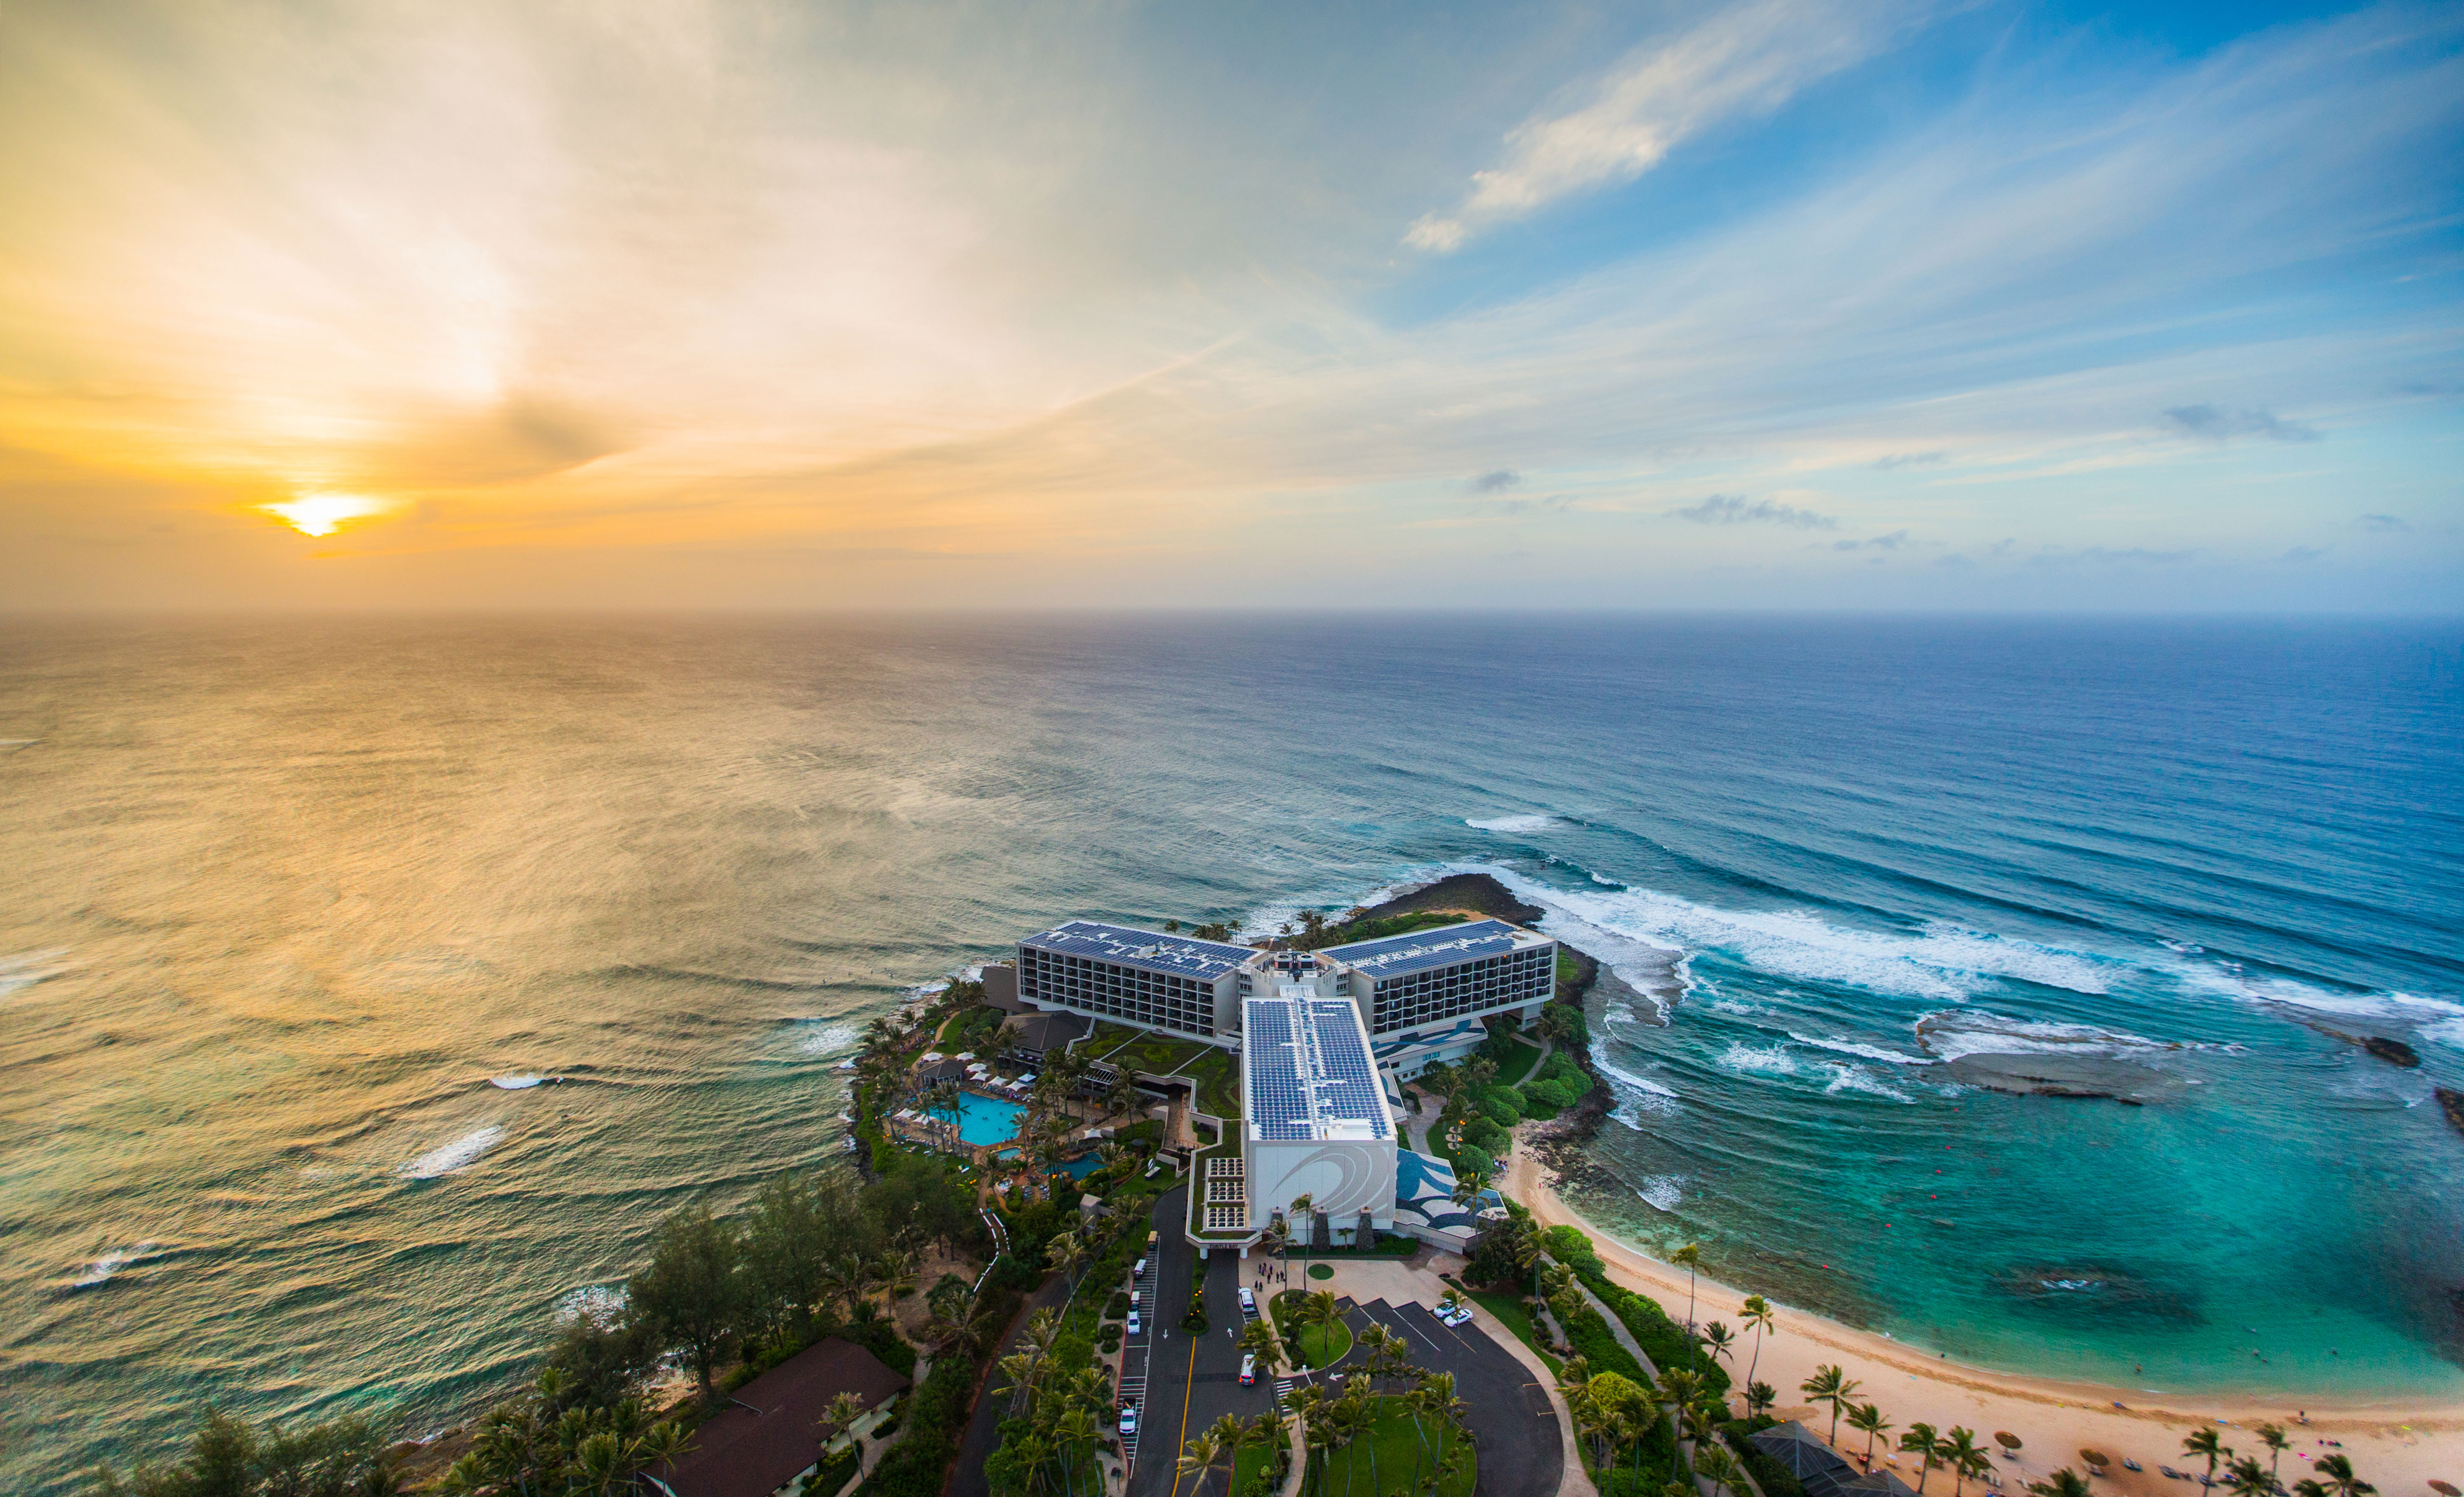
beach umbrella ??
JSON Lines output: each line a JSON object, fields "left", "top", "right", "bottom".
{"left": 1996, "top": 1435, "right": 2024, "bottom": 1452}
{"left": 2082, "top": 1452, "right": 2111, "bottom": 1470}
{"left": 2427, "top": 1483, "right": 2457, "bottom": 1496}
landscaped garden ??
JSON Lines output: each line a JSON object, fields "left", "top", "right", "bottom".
{"left": 1270, "top": 1289, "right": 1353, "bottom": 1369}
{"left": 1305, "top": 1394, "right": 1474, "bottom": 1497}
{"left": 1183, "top": 1047, "right": 1241, "bottom": 1119}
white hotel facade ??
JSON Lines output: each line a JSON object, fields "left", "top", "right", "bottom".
{"left": 1011, "top": 914, "right": 1555, "bottom": 1250}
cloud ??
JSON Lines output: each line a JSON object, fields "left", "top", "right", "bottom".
{"left": 2358, "top": 513, "right": 2409, "bottom": 531}
{"left": 2282, "top": 544, "right": 2327, "bottom": 562}
{"left": 2029, "top": 546, "right": 2198, "bottom": 567}
{"left": 1672, "top": 493, "right": 1837, "bottom": 529}
{"left": 1871, "top": 451, "right": 1946, "bottom": 470}
{"left": 1467, "top": 469, "right": 1521, "bottom": 493}
{"left": 1833, "top": 529, "right": 1911, "bottom": 550}
{"left": 2162, "top": 405, "right": 2321, "bottom": 443}
{"left": 1406, "top": 0, "right": 1927, "bottom": 251}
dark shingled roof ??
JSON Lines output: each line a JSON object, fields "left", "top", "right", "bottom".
{"left": 1002, "top": 1011, "right": 1091, "bottom": 1053}
{"left": 647, "top": 1337, "right": 908, "bottom": 1497}
{"left": 1749, "top": 1422, "right": 1921, "bottom": 1497}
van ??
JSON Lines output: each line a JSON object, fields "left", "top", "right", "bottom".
{"left": 1133, "top": 1258, "right": 1147, "bottom": 1279}
{"left": 1146, "top": 1230, "right": 1158, "bottom": 1248}
{"left": 1238, "top": 1287, "right": 1255, "bottom": 1314}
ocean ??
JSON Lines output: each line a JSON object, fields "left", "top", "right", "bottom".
{"left": 1, "top": 613, "right": 2458, "bottom": 1490}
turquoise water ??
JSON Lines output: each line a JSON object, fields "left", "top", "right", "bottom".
{"left": 1056, "top": 1154, "right": 1102, "bottom": 1182}
{"left": 0, "top": 615, "right": 2456, "bottom": 1492}
{"left": 954, "top": 1093, "right": 1026, "bottom": 1147}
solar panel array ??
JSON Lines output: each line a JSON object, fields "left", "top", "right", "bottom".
{"left": 1243, "top": 996, "right": 1391, "bottom": 1141}
{"left": 1316, "top": 918, "right": 1528, "bottom": 978}
{"left": 1023, "top": 920, "right": 1254, "bottom": 979}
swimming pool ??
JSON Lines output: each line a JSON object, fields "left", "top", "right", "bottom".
{"left": 954, "top": 1092, "right": 1025, "bottom": 1147}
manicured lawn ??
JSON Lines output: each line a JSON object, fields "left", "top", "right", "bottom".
{"left": 1185, "top": 1048, "right": 1242, "bottom": 1119}
{"left": 1495, "top": 1034, "right": 1546, "bottom": 1086}
{"left": 1308, "top": 1395, "right": 1474, "bottom": 1497}
{"left": 1465, "top": 1287, "right": 1561, "bottom": 1376}
{"left": 1308, "top": 1263, "right": 1334, "bottom": 1280}
{"left": 1271, "top": 1290, "right": 1354, "bottom": 1369}
{"left": 1231, "top": 1438, "right": 1280, "bottom": 1495}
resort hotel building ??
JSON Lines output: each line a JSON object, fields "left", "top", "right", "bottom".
{"left": 1007, "top": 914, "right": 1554, "bottom": 1252}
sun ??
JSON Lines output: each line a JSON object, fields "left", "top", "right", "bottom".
{"left": 259, "top": 493, "right": 397, "bottom": 537}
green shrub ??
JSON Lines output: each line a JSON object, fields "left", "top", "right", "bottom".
{"left": 805, "top": 1444, "right": 863, "bottom": 1497}
{"left": 1576, "top": 1269, "right": 1730, "bottom": 1398}
{"left": 1106, "top": 1291, "right": 1130, "bottom": 1320}
{"left": 1542, "top": 1225, "right": 1602, "bottom": 1276}
{"left": 1453, "top": 1145, "right": 1496, "bottom": 1179}
{"left": 1522, "top": 1078, "right": 1576, "bottom": 1111}
{"left": 1461, "top": 1116, "right": 1507, "bottom": 1153}
{"left": 844, "top": 1315, "right": 919, "bottom": 1378}
{"left": 1478, "top": 1088, "right": 1522, "bottom": 1126}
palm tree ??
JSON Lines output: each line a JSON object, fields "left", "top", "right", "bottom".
{"left": 1900, "top": 1423, "right": 1944, "bottom": 1495}
{"left": 2258, "top": 1426, "right": 2290, "bottom": 1489}
{"left": 1288, "top": 1192, "right": 1315, "bottom": 1278}
{"left": 1944, "top": 1428, "right": 1984, "bottom": 1497}
{"left": 2029, "top": 1473, "right": 2095, "bottom": 1497}
{"left": 1697, "top": 1441, "right": 1743, "bottom": 1497}
{"left": 2292, "top": 1481, "right": 2332, "bottom": 1497}
{"left": 2229, "top": 1455, "right": 2279, "bottom": 1497}
{"left": 820, "top": 1391, "right": 869, "bottom": 1449}
{"left": 1702, "top": 1321, "right": 1737, "bottom": 1386}
{"left": 1848, "top": 1404, "right": 1894, "bottom": 1466}
{"left": 1046, "top": 1230, "right": 1089, "bottom": 1295}
{"left": 1670, "top": 1244, "right": 1703, "bottom": 1344}
{"left": 1740, "top": 1295, "right": 1776, "bottom": 1392}
{"left": 2312, "top": 1454, "right": 2374, "bottom": 1497}
{"left": 2184, "top": 1428, "right": 2232, "bottom": 1495}
{"left": 1745, "top": 1382, "right": 1777, "bottom": 1420}
{"left": 1801, "top": 1365, "right": 1858, "bottom": 1450}
{"left": 1300, "top": 1289, "right": 1342, "bottom": 1369}
{"left": 1239, "top": 1317, "right": 1286, "bottom": 1378}
{"left": 1178, "top": 1428, "right": 1226, "bottom": 1497}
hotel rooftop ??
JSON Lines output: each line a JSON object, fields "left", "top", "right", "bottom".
{"left": 1244, "top": 995, "right": 1391, "bottom": 1142}
{"left": 1020, "top": 920, "right": 1254, "bottom": 979}
{"left": 1316, "top": 918, "right": 1547, "bottom": 976}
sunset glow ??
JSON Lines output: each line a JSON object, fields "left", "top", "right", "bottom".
{"left": 0, "top": 2, "right": 2455, "bottom": 610}
{"left": 260, "top": 495, "right": 397, "bottom": 538}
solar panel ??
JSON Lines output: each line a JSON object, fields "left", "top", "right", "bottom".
{"left": 1021, "top": 920, "right": 1254, "bottom": 979}
{"left": 1242, "top": 995, "right": 1391, "bottom": 1140}
{"left": 1315, "top": 919, "right": 1540, "bottom": 979}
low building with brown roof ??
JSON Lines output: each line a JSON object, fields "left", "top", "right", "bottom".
{"left": 645, "top": 1336, "right": 909, "bottom": 1497}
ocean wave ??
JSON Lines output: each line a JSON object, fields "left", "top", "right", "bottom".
{"left": 1, "top": 948, "right": 72, "bottom": 998}
{"left": 1592, "top": 1049, "right": 1681, "bottom": 1123}
{"left": 1821, "top": 1064, "right": 1916, "bottom": 1102}
{"left": 490, "top": 1074, "right": 551, "bottom": 1089}
{"left": 1637, "top": 1175, "right": 1684, "bottom": 1211}
{"left": 1787, "top": 1031, "right": 1935, "bottom": 1065}
{"left": 556, "top": 1284, "right": 628, "bottom": 1324}
{"left": 67, "top": 1243, "right": 153, "bottom": 1290}
{"left": 401, "top": 1125, "right": 506, "bottom": 1180}
{"left": 2218, "top": 974, "right": 2464, "bottom": 1024}
{"left": 1465, "top": 863, "right": 2118, "bottom": 1004}
{"left": 1913, "top": 1009, "right": 2201, "bottom": 1064}
{"left": 796, "top": 1022, "right": 863, "bottom": 1057}
{"left": 2419, "top": 1017, "right": 2464, "bottom": 1050}
{"left": 1717, "top": 1042, "right": 1799, "bottom": 1076}
{"left": 1466, "top": 814, "right": 1571, "bottom": 833}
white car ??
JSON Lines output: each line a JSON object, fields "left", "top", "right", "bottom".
{"left": 1240, "top": 1354, "right": 1256, "bottom": 1385}
{"left": 1438, "top": 1303, "right": 1472, "bottom": 1326}
{"left": 1126, "top": 1310, "right": 1141, "bottom": 1335}
{"left": 1119, "top": 1403, "right": 1138, "bottom": 1436}
{"left": 1238, "top": 1287, "right": 1256, "bottom": 1313}
{"left": 1133, "top": 1258, "right": 1147, "bottom": 1279}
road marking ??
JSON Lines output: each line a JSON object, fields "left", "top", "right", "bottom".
{"left": 1166, "top": 1320, "right": 1199, "bottom": 1497}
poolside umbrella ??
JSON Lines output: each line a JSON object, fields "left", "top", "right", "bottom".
{"left": 1996, "top": 1435, "right": 2023, "bottom": 1452}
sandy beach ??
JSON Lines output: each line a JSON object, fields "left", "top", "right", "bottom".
{"left": 1502, "top": 1148, "right": 2464, "bottom": 1497}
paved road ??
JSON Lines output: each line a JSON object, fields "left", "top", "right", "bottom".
{"left": 947, "top": 1258, "right": 1076, "bottom": 1497}
{"left": 1332, "top": 1298, "right": 1564, "bottom": 1497}
{"left": 1126, "top": 1190, "right": 1277, "bottom": 1497}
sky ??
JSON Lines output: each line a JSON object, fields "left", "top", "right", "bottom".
{"left": 1, "top": 0, "right": 2458, "bottom": 611}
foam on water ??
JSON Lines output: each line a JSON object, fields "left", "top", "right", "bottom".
{"left": 1717, "top": 1041, "right": 1800, "bottom": 1076}
{"left": 2419, "top": 1017, "right": 2464, "bottom": 1049}
{"left": 1637, "top": 1175, "right": 1684, "bottom": 1211}
{"left": 1475, "top": 864, "right": 2116, "bottom": 1003}
{"left": 555, "top": 1284, "right": 627, "bottom": 1324}
{"left": 489, "top": 1075, "right": 547, "bottom": 1090}
{"left": 0, "top": 948, "right": 71, "bottom": 998}
{"left": 1788, "top": 1031, "right": 1935, "bottom": 1065}
{"left": 796, "top": 1022, "right": 863, "bottom": 1057}
{"left": 400, "top": 1126, "right": 506, "bottom": 1180}
{"left": 1821, "top": 1063, "right": 1916, "bottom": 1102}
{"left": 1913, "top": 1008, "right": 2199, "bottom": 1063}
{"left": 68, "top": 1243, "right": 153, "bottom": 1290}
{"left": 1592, "top": 1048, "right": 1681, "bottom": 1123}
{"left": 1466, "top": 814, "right": 1570, "bottom": 833}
